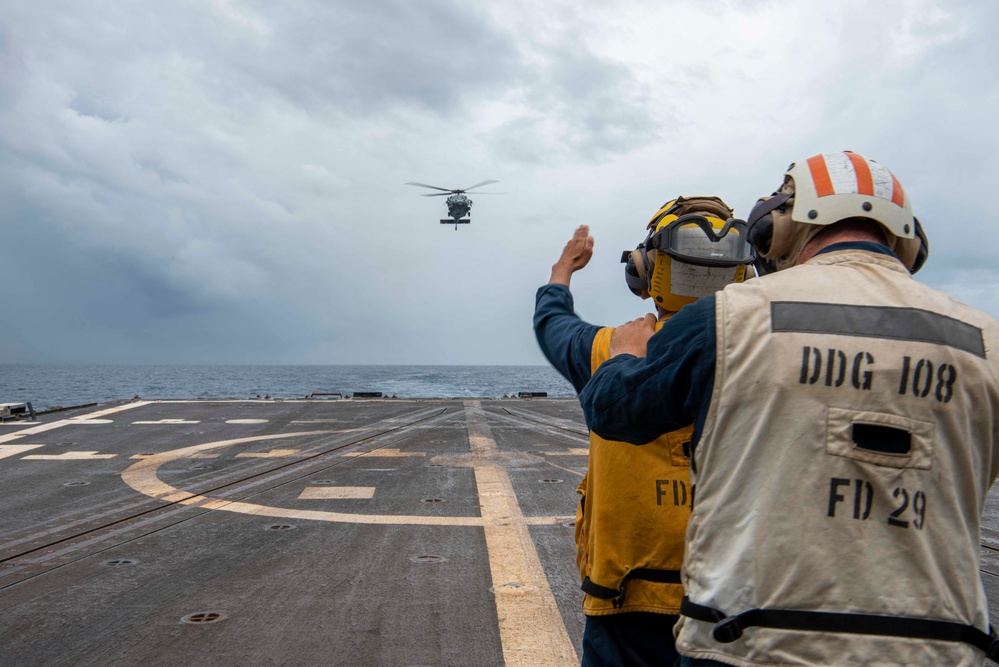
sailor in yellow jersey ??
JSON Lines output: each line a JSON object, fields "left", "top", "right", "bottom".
{"left": 535, "top": 197, "right": 756, "bottom": 667}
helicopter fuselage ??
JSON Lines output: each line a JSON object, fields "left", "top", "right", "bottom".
{"left": 445, "top": 194, "right": 472, "bottom": 221}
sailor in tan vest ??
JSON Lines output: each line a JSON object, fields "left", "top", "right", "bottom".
{"left": 579, "top": 151, "right": 999, "bottom": 666}
{"left": 534, "top": 197, "right": 755, "bottom": 666}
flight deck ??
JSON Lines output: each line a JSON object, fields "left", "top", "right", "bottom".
{"left": 2, "top": 398, "right": 999, "bottom": 666}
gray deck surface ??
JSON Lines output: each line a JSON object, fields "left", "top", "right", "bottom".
{"left": 1, "top": 398, "right": 998, "bottom": 667}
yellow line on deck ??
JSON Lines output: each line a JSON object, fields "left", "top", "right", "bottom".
{"left": 464, "top": 400, "right": 578, "bottom": 667}
{"left": 118, "top": 420, "right": 579, "bottom": 532}
{"left": 340, "top": 448, "right": 425, "bottom": 458}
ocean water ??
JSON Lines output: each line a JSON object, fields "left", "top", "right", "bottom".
{"left": 0, "top": 364, "right": 577, "bottom": 410}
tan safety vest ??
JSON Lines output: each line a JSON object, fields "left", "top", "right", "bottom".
{"left": 676, "top": 249, "right": 999, "bottom": 666}
{"left": 576, "top": 320, "right": 692, "bottom": 615}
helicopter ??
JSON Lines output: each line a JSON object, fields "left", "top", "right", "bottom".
{"left": 405, "top": 180, "right": 501, "bottom": 230}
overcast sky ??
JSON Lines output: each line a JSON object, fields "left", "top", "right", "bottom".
{"left": 2, "top": 0, "right": 997, "bottom": 366}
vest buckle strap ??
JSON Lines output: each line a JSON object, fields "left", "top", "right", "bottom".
{"left": 680, "top": 596, "right": 727, "bottom": 623}
{"left": 612, "top": 585, "right": 627, "bottom": 609}
{"left": 682, "top": 598, "right": 999, "bottom": 657}
{"left": 582, "top": 570, "right": 683, "bottom": 607}
{"left": 580, "top": 577, "right": 621, "bottom": 600}
{"left": 988, "top": 636, "right": 999, "bottom": 661}
{"left": 712, "top": 616, "right": 746, "bottom": 643}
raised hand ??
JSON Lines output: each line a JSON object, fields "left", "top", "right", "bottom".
{"left": 549, "top": 225, "right": 595, "bottom": 286}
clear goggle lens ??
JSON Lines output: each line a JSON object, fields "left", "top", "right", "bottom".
{"left": 650, "top": 215, "right": 756, "bottom": 267}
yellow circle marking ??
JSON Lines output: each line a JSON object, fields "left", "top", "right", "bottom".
{"left": 121, "top": 431, "right": 569, "bottom": 527}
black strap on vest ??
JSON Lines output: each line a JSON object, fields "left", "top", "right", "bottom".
{"left": 680, "top": 596, "right": 999, "bottom": 660}
{"left": 581, "top": 569, "right": 682, "bottom": 608}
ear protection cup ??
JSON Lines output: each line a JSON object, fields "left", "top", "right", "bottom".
{"left": 912, "top": 218, "right": 929, "bottom": 273}
{"left": 747, "top": 209, "right": 774, "bottom": 255}
{"left": 768, "top": 207, "right": 798, "bottom": 260}
{"left": 747, "top": 193, "right": 794, "bottom": 259}
{"left": 631, "top": 249, "right": 649, "bottom": 281}
{"left": 899, "top": 217, "right": 929, "bottom": 273}
{"left": 622, "top": 247, "right": 652, "bottom": 298}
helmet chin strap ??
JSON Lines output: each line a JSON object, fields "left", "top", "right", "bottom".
{"left": 749, "top": 188, "right": 814, "bottom": 270}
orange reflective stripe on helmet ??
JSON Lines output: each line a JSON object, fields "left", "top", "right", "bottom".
{"left": 807, "top": 155, "right": 835, "bottom": 197}
{"left": 845, "top": 152, "right": 874, "bottom": 196}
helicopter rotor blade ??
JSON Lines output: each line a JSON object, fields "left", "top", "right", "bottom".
{"left": 405, "top": 182, "right": 455, "bottom": 193}
{"left": 460, "top": 180, "right": 499, "bottom": 192}
{"left": 421, "top": 193, "right": 452, "bottom": 197}
{"left": 463, "top": 191, "right": 506, "bottom": 195}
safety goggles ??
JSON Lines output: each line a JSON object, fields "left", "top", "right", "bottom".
{"left": 647, "top": 214, "right": 756, "bottom": 268}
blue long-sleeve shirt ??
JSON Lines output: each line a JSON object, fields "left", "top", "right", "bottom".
{"left": 534, "top": 282, "right": 717, "bottom": 445}
{"left": 576, "top": 241, "right": 899, "bottom": 447}
{"left": 576, "top": 295, "right": 717, "bottom": 446}
{"left": 533, "top": 285, "right": 602, "bottom": 394}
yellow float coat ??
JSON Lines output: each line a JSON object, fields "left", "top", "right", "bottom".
{"left": 576, "top": 320, "right": 693, "bottom": 615}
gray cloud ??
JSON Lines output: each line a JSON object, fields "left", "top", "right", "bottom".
{"left": 489, "top": 44, "right": 659, "bottom": 164}
{"left": 1, "top": 0, "right": 998, "bottom": 368}
{"left": 218, "top": 2, "right": 524, "bottom": 117}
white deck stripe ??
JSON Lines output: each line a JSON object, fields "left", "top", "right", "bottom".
{"left": 0, "top": 445, "right": 45, "bottom": 460}
{"left": 0, "top": 402, "right": 152, "bottom": 444}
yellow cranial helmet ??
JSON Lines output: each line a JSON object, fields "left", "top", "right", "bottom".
{"left": 622, "top": 196, "right": 756, "bottom": 311}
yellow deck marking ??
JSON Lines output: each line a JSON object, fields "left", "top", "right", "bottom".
{"left": 299, "top": 486, "right": 376, "bottom": 500}
{"left": 0, "top": 445, "right": 45, "bottom": 460}
{"left": 129, "top": 453, "right": 217, "bottom": 460}
{"left": 132, "top": 419, "right": 201, "bottom": 425}
{"left": 23, "top": 451, "right": 117, "bottom": 460}
{"left": 464, "top": 401, "right": 577, "bottom": 667}
{"left": 341, "top": 448, "right": 425, "bottom": 458}
{"left": 544, "top": 460, "right": 585, "bottom": 479}
{"left": 121, "top": 432, "right": 326, "bottom": 500}
{"left": 545, "top": 448, "right": 589, "bottom": 456}
{"left": 235, "top": 449, "right": 301, "bottom": 458}
{"left": 121, "top": 429, "right": 574, "bottom": 527}
{"left": 118, "top": 431, "right": 473, "bottom": 526}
